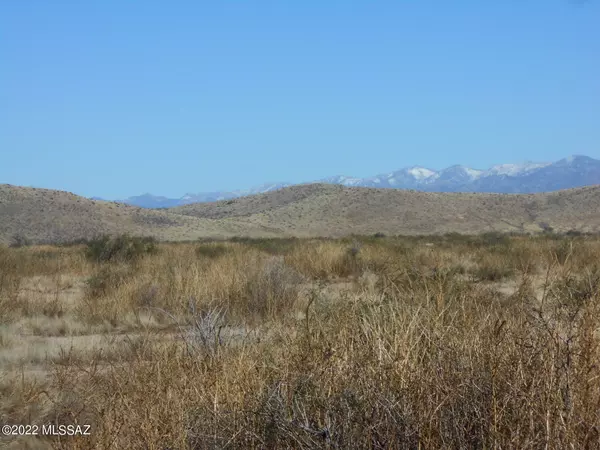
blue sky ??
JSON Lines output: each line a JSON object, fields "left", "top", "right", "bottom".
{"left": 1, "top": 1, "right": 598, "bottom": 199}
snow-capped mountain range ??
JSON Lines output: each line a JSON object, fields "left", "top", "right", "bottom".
{"left": 104, "top": 155, "right": 600, "bottom": 208}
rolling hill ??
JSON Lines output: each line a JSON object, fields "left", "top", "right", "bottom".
{"left": 0, "top": 184, "right": 267, "bottom": 244}
{"left": 2, "top": 183, "right": 600, "bottom": 244}
{"left": 172, "top": 183, "right": 600, "bottom": 236}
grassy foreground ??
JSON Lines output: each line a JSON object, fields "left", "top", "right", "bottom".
{"left": 1, "top": 234, "right": 600, "bottom": 449}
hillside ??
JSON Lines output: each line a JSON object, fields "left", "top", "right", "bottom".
{"left": 0, "top": 184, "right": 265, "bottom": 244}
{"left": 2, "top": 183, "right": 600, "bottom": 244}
{"left": 173, "top": 183, "right": 600, "bottom": 236}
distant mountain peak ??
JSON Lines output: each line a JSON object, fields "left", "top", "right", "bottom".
{"left": 107, "top": 155, "right": 600, "bottom": 208}
{"left": 486, "top": 161, "right": 551, "bottom": 177}
{"left": 320, "top": 175, "right": 363, "bottom": 186}
{"left": 562, "top": 154, "right": 593, "bottom": 164}
{"left": 405, "top": 166, "right": 437, "bottom": 180}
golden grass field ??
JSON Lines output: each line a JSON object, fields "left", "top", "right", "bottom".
{"left": 2, "top": 233, "right": 600, "bottom": 448}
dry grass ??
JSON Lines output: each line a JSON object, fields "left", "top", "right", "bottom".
{"left": 2, "top": 235, "right": 600, "bottom": 448}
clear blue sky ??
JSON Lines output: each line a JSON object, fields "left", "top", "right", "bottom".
{"left": 1, "top": 1, "right": 598, "bottom": 199}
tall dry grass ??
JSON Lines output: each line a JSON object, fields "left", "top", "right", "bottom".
{"left": 2, "top": 234, "right": 600, "bottom": 448}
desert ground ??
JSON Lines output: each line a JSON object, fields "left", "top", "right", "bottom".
{"left": 1, "top": 233, "right": 600, "bottom": 448}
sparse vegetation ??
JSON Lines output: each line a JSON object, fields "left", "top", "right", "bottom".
{"left": 3, "top": 234, "right": 600, "bottom": 448}
{"left": 9, "top": 233, "right": 31, "bottom": 248}
{"left": 85, "top": 234, "right": 157, "bottom": 263}
{"left": 195, "top": 242, "right": 229, "bottom": 259}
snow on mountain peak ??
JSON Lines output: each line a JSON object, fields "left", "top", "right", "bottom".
{"left": 461, "top": 167, "right": 484, "bottom": 179}
{"left": 442, "top": 165, "right": 484, "bottom": 180}
{"left": 406, "top": 167, "right": 437, "bottom": 180}
{"left": 487, "top": 162, "right": 551, "bottom": 177}
{"left": 115, "top": 155, "right": 600, "bottom": 209}
{"left": 321, "top": 176, "right": 363, "bottom": 186}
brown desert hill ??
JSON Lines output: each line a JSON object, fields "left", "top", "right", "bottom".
{"left": 174, "top": 183, "right": 329, "bottom": 220}
{"left": 173, "top": 183, "right": 600, "bottom": 236}
{"left": 0, "top": 184, "right": 264, "bottom": 244}
{"left": 2, "top": 183, "right": 600, "bottom": 243}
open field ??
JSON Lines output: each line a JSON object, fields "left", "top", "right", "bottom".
{"left": 2, "top": 233, "right": 600, "bottom": 448}
{"left": 4, "top": 183, "right": 600, "bottom": 244}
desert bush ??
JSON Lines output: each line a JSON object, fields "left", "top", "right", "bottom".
{"left": 240, "top": 257, "right": 304, "bottom": 321}
{"left": 9, "top": 233, "right": 31, "bottom": 248}
{"left": 480, "top": 231, "right": 510, "bottom": 247}
{"left": 195, "top": 243, "right": 229, "bottom": 259}
{"left": 84, "top": 264, "right": 133, "bottom": 299}
{"left": 285, "top": 241, "right": 364, "bottom": 279}
{"left": 85, "top": 234, "right": 157, "bottom": 263}
{"left": 0, "top": 249, "right": 22, "bottom": 321}
{"left": 78, "top": 264, "right": 136, "bottom": 326}
{"left": 539, "top": 221, "right": 555, "bottom": 234}
{"left": 442, "top": 232, "right": 480, "bottom": 247}
{"left": 504, "top": 242, "right": 539, "bottom": 274}
{"left": 553, "top": 239, "right": 575, "bottom": 265}
{"left": 565, "top": 229, "right": 583, "bottom": 238}
{"left": 183, "top": 301, "right": 226, "bottom": 358}
{"left": 177, "top": 249, "right": 304, "bottom": 322}
{"left": 79, "top": 245, "right": 306, "bottom": 325}
{"left": 472, "top": 259, "right": 514, "bottom": 281}
{"left": 548, "top": 269, "right": 600, "bottom": 310}
{"left": 228, "top": 236, "right": 300, "bottom": 255}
